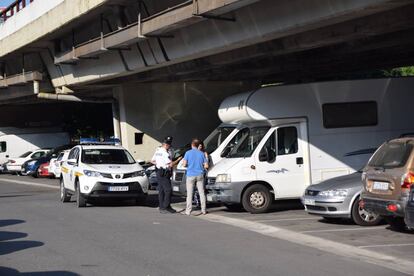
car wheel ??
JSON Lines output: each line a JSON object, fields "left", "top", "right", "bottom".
{"left": 351, "top": 197, "right": 382, "bottom": 226}
{"left": 384, "top": 217, "right": 406, "bottom": 231}
{"left": 60, "top": 178, "right": 70, "bottom": 203}
{"left": 242, "top": 184, "right": 272, "bottom": 214}
{"left": 76, "top": 181, "right": 87, "bottom": 208}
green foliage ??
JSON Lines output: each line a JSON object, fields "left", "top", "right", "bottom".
{"left": 382, "top": 66, "right": 414, "bottom": 77}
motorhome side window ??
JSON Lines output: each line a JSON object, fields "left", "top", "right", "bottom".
{"left": 277, "top": 127, "right": 298, "bottom": 155}
{"left": 0, "top": 142, "right": 6, "bottom": 153}
{"left": 323, "top": 101, "right": 378, "bottom": 128}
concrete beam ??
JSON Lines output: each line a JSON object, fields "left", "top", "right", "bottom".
{"left": 0, "top": 71, "right": 43, "bottom": 88}
{"left": 0, "top": 0, "right": 110, "bottom": 59}
{"left": 48, "top": 0, "right": 413, "bottom": 87}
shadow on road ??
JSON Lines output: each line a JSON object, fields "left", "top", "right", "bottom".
{"left": 0, "top": 231, "right": 28, "bottom": 242}
{"left": 0, "top": 267, "right": 79, "bottom": 276}
{"left": 0, "top": 220, "right": 25, "bottom": 228}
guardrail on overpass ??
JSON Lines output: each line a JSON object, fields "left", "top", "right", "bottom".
{"left": 0, "top": 0, "right": 34, "bottom": 22}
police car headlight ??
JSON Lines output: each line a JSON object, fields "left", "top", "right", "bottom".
{"left": 216, "top": 174, "right": 231, "bottom": 183}
{"left": 131, "top": 170, "right": 146, "bottom": 177}
{"left": 83, "top": 170, "right": 101, "bottom": 177}
{"left": 319, "top": 189, "right": 348, "bottom": 198}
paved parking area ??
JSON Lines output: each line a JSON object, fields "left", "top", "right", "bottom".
{"left": 2, "top": 174, "right": 414, "bottom": 267}
{"left": 171, "top": 200, "right": 414, "bottom": 264}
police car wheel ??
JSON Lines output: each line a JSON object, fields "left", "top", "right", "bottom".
{"left": 60, "top": 178, "right": 70, "bottom": 203}
{"left": 76, "top": 182, "right": 87, "bottom": 208}
{"left": 242, "top": 184, "right": 272, "bottom": 214}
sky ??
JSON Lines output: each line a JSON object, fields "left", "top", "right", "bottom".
{"left": 0, "top": 0, "right": 21, "bottom": 8}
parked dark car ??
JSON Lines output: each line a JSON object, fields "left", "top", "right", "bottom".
{"left": 405, "top": 186, "right": 414, "bottom": 230}
{"left": 22, "top": 144, "right": 75, "bottom": 177}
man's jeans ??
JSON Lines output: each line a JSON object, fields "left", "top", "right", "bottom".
{"left": 186, "top": 174, "right": 206, "bottom": 214}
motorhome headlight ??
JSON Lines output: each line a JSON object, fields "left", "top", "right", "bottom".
{"left": 319, "top": 189, "right": 348, "bottom": 198}
{"left": 216, "top": 174, "right": 231, "bottom": 183}
{"left": 131, "top": 170, "right": 146, "bottom": 177}
{"left": 83, "top": 170, "right": 101, "bottom": 177}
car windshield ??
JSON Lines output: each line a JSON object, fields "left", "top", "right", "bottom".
{"left": 81, "top": 149, "right": 136, "bottom": 164}
{"left": 19, "top": 151, "right": 33, "bottom": 158}
{"left": 227, "top": 127, "right": 270, "bottom": 158}
{"left": 204, "top": 126, "right": 235, "bottom": 154}
{"left": 368, "top": 142, "right": 413, "bottom": 169}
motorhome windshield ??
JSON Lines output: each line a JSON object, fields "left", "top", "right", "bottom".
{"left": 227, "top": 127, "right": 270, "bottom": 158}
{"left": 204, "top": 126, "right": 235, "bottom": 154}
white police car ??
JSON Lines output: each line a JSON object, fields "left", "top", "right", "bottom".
{"left": 60, "top": 138, "right": 149, "bottom": 207}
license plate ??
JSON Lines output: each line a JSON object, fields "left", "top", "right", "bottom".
{"left": 173, "top": 186, "right": 179, "bottom": 192}
{"left": 207, "top": 194, "right": 213, "bottom": 202}
{"left": 304, "top": 198, "right": 315, "bottom": 206}
{"left": 373, "top": 181, "right": 389, "bottom": 191}
{"left": 108, "top": 186, "right": 129, "bottom": 192}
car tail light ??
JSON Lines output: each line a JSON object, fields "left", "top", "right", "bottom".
{"left": 386, "top": 204, "right": 399, "bottom": 212}
{"left": 9, "top": 160, "right": 15, "bottom": 163}
{"left": 401, "top": 172, "right": 414, "bottom": 190}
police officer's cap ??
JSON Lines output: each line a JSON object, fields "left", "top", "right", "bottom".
{"left": 163, "top": 136, "right": 173, "bottom": 145}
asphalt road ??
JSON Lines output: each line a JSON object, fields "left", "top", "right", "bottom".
{"left": 0, "top": 176, "right": 412, "bottom": 276}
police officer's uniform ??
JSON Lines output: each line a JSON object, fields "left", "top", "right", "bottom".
{"left": 152, "top": 137, "right": 175, "bottom": 213}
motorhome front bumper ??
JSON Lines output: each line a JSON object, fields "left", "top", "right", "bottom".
{"left": 206, "top": 179, "right": 249, "bottom": 203}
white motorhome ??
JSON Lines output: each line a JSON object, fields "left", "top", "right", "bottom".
{"left": 200, "top": 77, "right": 414, "bottom": 213}
{"left": 0, "top": 128, "right": 70, "bottom": 164}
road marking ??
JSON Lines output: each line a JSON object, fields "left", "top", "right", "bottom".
{"left": 199, "top": 214, "right": 414, "bottom": 275}
{"left": 359, "top": 243, "right": 414, "bottom": 249}
{"left": 0, "top": 178, "right": 59, "bottom": 190}
{"left": 301, "top": 226, "right": 385, "bottom": 233}
{"left": 254, "top": 217, "right": 316, "bottom": 223}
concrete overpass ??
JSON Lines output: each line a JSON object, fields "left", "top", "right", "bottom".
{"left": 1, "top": 0, "right": 414, "bottom": 159}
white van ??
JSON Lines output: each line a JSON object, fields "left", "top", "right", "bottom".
{"left": 203, "top": 77, "right": 414, "bottom": 213}
{"left": 0, "top": 128, "right": 70, "bottom": 164}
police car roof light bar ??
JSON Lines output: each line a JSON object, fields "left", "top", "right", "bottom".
{"left": 79, "top": 137, "right": 121, "bottom": 145}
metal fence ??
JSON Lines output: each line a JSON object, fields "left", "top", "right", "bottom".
{"left": 0, "top": 0, "right": 34, "bottom": 23}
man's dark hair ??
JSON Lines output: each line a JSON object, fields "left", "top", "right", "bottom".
{"left": 191, "top": 138, "right": 201, "bottom": 148}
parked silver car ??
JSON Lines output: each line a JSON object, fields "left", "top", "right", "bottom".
{"left": 302, "top": 172, "right": 382, "bottom": 226}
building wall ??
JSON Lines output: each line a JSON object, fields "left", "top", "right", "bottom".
{"left": 115, "top": 81, "right": 259, "bottom": 161}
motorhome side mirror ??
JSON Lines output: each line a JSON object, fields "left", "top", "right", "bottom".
{"left": 259, "top": 148, "right": 269, "bottom": 162}
{"left": 259, "top": 148, "right": 276, "bottom": 163}
{"left": 67, "top": 158, "right": 77, "bottom": 165}
{"left": 221, "top": 144, "right": 235, "bottom": 158}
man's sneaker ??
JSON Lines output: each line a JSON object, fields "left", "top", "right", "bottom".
{"left": 166, "top": 207, "right": 177, "bottom": 213}
{"left": 159, "top": 209, "right": 169, "bottom": 214}
{"left": 202, "top": 211, "right": 208, "bottom": 215}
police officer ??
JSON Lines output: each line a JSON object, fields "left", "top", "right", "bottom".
{"left": 151, "top": 136, "right": 179, "bottom": 214}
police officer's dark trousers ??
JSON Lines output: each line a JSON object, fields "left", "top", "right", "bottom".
{"left": 157, "top": 170, "right": 172, "bottom": 210}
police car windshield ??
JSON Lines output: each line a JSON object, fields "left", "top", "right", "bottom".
{"left": 81, "top": 149, "right": 136, "bottom": 164}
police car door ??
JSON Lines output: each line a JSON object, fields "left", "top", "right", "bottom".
{"left": 256, "top": 122, "right": 310, "bottom": 198}
{"left": 63, "top": 147, "right": 79, "bottom": 192}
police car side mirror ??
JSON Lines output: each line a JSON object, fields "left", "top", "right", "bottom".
{"left": 67, "top": 158, "right": 77, "bottom": 166}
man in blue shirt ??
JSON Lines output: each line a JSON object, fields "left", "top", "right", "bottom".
{"left": 182, "top": 138, "right": 209, "bottom": 215}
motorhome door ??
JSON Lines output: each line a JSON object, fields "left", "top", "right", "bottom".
{"left": 256, "top": 121, "right": 310, "bottom": 198}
